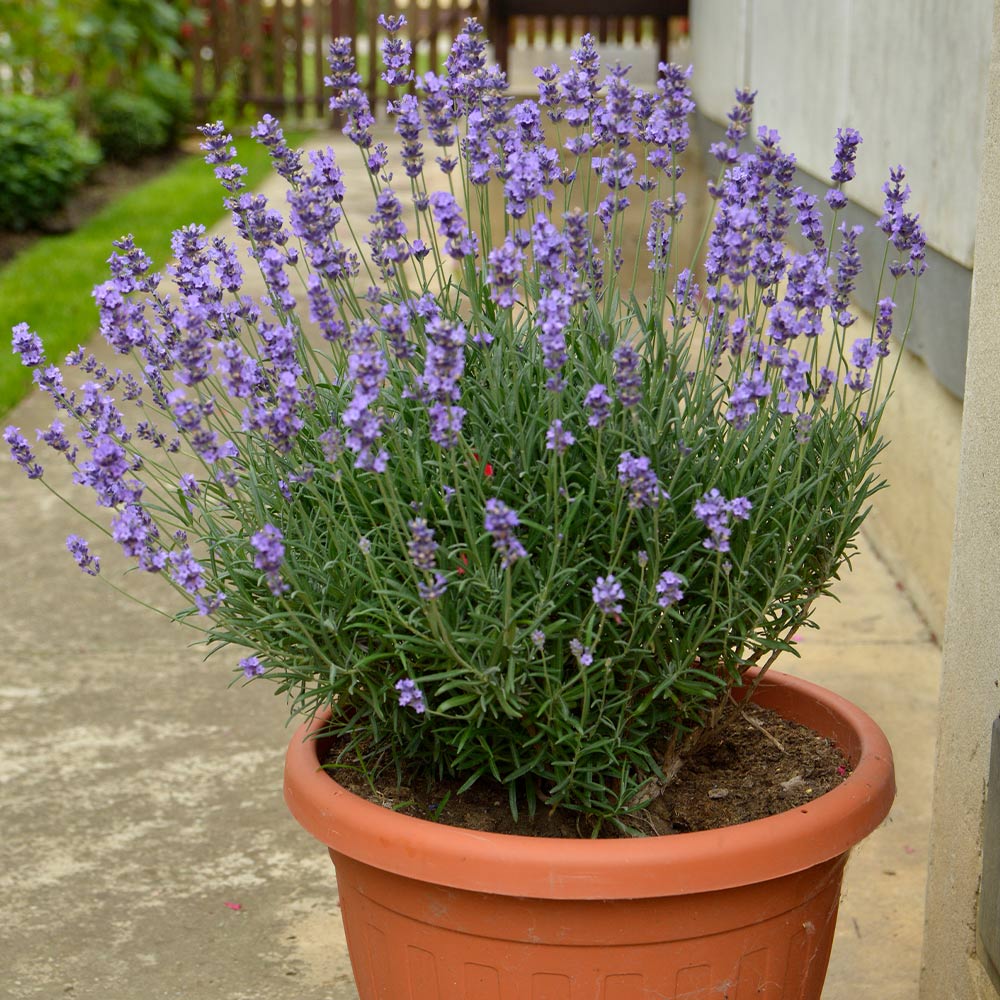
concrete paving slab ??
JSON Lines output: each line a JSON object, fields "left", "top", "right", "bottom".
{"left": 0, "top": 118, "right": 939, "bottom": 999}
{"left": 783, "top": 553, "right": 941, "bottom": 1000}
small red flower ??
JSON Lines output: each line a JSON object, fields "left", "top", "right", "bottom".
{"left": 473, "top": 452, "right": 493, "bottom": 477}
{"left": 456, "top": 552, "right": 469, "bottom": 576}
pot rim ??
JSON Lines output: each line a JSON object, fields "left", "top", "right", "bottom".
{"left": 283, "top": 668, "right": 895, "bottom": 899}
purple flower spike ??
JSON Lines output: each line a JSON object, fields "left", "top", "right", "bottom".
{"left": 428, "top": 402, "right": 467, "bottom": 448}
{"left": 728, "top": 496, "right": 752, "bottom": 521}
{"left": 37, "top": 419, "right": 76, "bottom": 463}
{"left": 395, "top": 678, "right": 427, "bottom": 713}
{"left": 537, "top": 290, "right": 571, "bottom": 389}
{"left": 878, "top": 165, "right": 927, "bottom": 277}
{"left": 343, "top": 320, "right": 389, "bottom": 471}
{"left": 504, "top": 148, "right": 554, "bottom": 219}
{"left": 368, "top": 187, "right": 411, "bottom": 275}
{"left": 830, "top": 127, "right": 863, "bottom": 185}
{"left": 845, "top": 338, "right": 878, "bottom": 392}
{"left": 325, "top": 37, "right": 361, "bottom": 95}
{"left": 832, "top": 222, "right": 864, "bottom": 327}
{"left": 12, "top": 323, "right": 44, "bottom": 367}
{"left": 725, "top": 367, "right": 771, "bottom": 430}
{"left": 875, "top": 297, "right": 895, "bottom": 356}
{"left": 825, "top": 189, "right": 848, "bottom": 211}
{"left": 484, "top": 498, "right": 528, "bottom": 568}
{"left": 417, "top": 572, "right": 448, "bottom": 601}
{"left": 198, "top": 122, "right": 248, "bottom": 194}
{"left": 240, "top": 655, "right": 265, "bottom": 679}
{"left": 592, "top": 574, "right": 625, "bottom": 616}
{"left": 251, "top": 524, "right": 289, "bottom": 596}
{"left": 169, "top": 546, "right": 207, "bottom": 594}
{"left": 560, "top": 34, "right": 601, "bottom": 128}
{"left": 417, "top": 316, "right": 466, "bottom": 446}
{"left": 429, "top": 191, "right": 478, "bottom": 259}
{"left": 584, "top": 383, "right": 612, "bottom": 428}
{"left": 617, "top": 452, "right": 665, "bottom": 510}
{"left": 250, "top": 114, "right": 302, "bottom": 184}
{"left": 111, "top": 503, "right": 158, "bottom": 561}
{"left": 647, "top": 198, "right": 683, "bottom": 272}
{"left": 334, "top": 77, "right": 375, "bottom": 152}
{"left": 545, "top": 419, "right": 575, "bottom": 455}
{"left": 4, "top": 426, "right": 43, "bottom": 479}
{"left": 67, "top": 535, "right": 100, "bottom": 576}
{"left": 445, "top": 18, "right": 488, "bottom": 108}
{"left": 850, "top": 338, "right": 878, "bottom": 371}
{"left": 694, "top": 489, "right": 751, "bottom": 553}
{"left": 417, "top": 71, "right": 458, "bottom": 151}
{"left": 656, "top": 571, "right": 685, "bottom": 609}
{"left": 531, "top": 214, "right": 568, "bottom": 291}
{"left": 569, "top": 638, "right": 594, "bottom": 666}
{"left": 464, "top": 107, "right": 497, "bottom": 184}
{"left": 710, "top": 88, "right": 756, "bottom": 165}
{"left": 613, "top": 344, "right": 642, "bottom": 408}
{"left": 378, "top": 13, "right": 413, "bottom": 88}
{"left": 486, "top": 236, "right": 524, "bottom": 308}
{"left": 534, "top": 64, "right": 563, "bottom": 121}
{"left": 791, "top": 188, "right": 826, "bottom": 253}
{"left": 407, "top": 518, "right": 439, "bottom": 572}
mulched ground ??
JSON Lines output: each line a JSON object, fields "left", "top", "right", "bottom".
{"left": 0, "top": 149, "right": 185, "bottom": 267}
{"left": 324, "top": 703, "right": 850, "bottom": 838}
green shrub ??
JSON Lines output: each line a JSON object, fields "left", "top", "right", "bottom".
{"left": 0, "top": 95, "right": 101, "bottom": 231}
{"left": 93, "top": 91, "right": 171, "bottom": 164}
{"left": 141, "top": 64, "right": 193, "bottom": 142}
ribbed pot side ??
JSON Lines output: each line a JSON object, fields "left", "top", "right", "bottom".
{"left": 284, "top": 669, "right": 895, "bottom": 999}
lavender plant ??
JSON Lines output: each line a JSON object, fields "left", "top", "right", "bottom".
{"left": 7, "top": 18, "right": 925, "bottom": 832}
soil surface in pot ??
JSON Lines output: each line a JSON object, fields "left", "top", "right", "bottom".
{"left": 323, "top": 704, "right": 850, "bottom": 838}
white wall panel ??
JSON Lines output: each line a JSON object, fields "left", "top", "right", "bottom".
{"left": 689, "top": 0, "right": 993, "bottom": 267}
{"left": 845, "top": 0, "right": 991, "bottom": 267}
{"left": 749, "top": 0, "right": 850, "bottom": 187}
{"left": 689, "top": 0, "right": 750, "bottom": 122}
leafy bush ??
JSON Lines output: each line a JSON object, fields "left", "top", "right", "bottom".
{"left": 92, "top": 91, "right": 171, "bottom": 164}
{"left": 141, "top": 64, "right": 193, "bottom": 143}
{"left": 0, "top": 0, "right": 189, "bottom": 100}
{"left": 0, "top": 95, "right": 101, "bottom": 231}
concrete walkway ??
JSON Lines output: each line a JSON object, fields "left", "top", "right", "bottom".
{"left": 0, "top": 129, "right": 939, "bottom": 999}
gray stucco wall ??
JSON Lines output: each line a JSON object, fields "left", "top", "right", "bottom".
{"left": 688, "top": 0, "right": 993, "bottom": 398}
{"left": 920, "top": 2, "right": 1000, "bottom": 992}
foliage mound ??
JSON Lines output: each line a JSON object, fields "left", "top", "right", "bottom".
{"left": 6, "top": 19, "right": 927, "bottom": 834}
{"left": 92, "top": 91, "right": 172, "bottom": 164}
{"left": 0, "top": 96, "right": 100, "bottom": 231}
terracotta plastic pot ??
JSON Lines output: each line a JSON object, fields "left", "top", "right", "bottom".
{"left": 284, "top": 668, "right": 894, "bottom": 999}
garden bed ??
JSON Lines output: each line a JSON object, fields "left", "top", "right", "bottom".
{"left": 0, "top": 148, "right": 185, "bottom": 267}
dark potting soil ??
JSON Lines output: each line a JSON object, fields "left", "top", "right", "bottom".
{"left": 323, "top": 704, "right": 850, "bottom": 838}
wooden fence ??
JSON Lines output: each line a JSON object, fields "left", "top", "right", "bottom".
{"left": 185, "top": 0, "right": 686, "bottom": 125}
{"left": 187, "top": 0, "right": 483, "bottom": 123}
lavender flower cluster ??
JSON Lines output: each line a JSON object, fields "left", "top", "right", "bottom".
{"left": 7, "top": 18, "right": 925, "bottom": 822}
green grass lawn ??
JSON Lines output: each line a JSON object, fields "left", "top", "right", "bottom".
{"left": 0, "top": 132, "right": 306, "bottom": 416}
